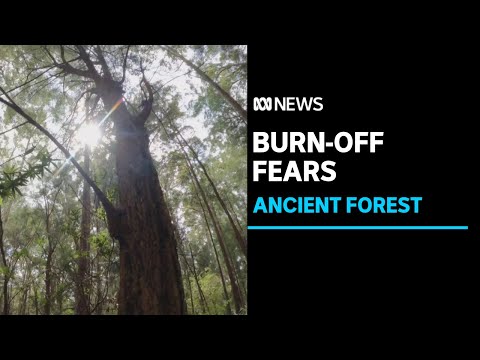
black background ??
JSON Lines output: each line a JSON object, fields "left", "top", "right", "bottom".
{"left": 248, "top": 38, "right": 477, "bottom": 317}
{"left": 1, "top": 15, "right": 476, "bottom": 327}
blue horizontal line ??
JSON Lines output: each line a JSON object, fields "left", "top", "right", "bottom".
{"left": 248, "top": 226, "right": 468, "bottom": 230}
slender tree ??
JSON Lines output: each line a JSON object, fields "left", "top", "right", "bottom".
{"left": 0, "top": 207, "right": 8, "bottom": 315}
{"left": 161, "top": 46, "right": 247, "bottom": 124}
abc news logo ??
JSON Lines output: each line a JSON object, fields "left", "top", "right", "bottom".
{"left": 253, "top": 97, "right": 323, "bottom": 112}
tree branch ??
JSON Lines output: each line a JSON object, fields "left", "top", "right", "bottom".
{"left": 43, "top": 46, "right": 95, "bottom": 80}
{"left": 160, "top": 45, "right": 247, "bottom": 123}
{"left": 120, "top": 45, "right": 130, "bottom": 84}
{"left": 3, "top": 65, "right": 56, "bottom": 96}
{"left": 136, "top": 70, "right": 154, "bottom": 124}
{"left": 0, "top": 146, "right": 36, "bottom": 167}
{"left": 94, "top": 46, "right": 113, "bottom": 81}
{"left": 0, "top": 87, "right": 115, "bottom": 216}
{"left": 72, "top": 45, "right": 101, "bottom": 80}
{"left": 0, "top": 121, "right": 28, "bottom": 137}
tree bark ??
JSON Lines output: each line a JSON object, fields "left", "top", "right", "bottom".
{"left": 98, "top": 82, "right": 186, "bottom": 314}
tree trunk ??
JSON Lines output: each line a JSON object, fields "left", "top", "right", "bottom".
{"left": 186, "top": 274, "right": 195, "bottom": 314}
{"left": 44, "top": 247, "right": 53, "bottom": 315}
{"left": 94, "top": 256, "right": 103, "bottom": 315}
{"left": 188, "top": 243, "right": 210, "bottom": 314}
{"left": 183, "top": 155, "right": 245, "bottom": 313}
{"left": 225, "top": 194, "right": 245, "bottom": 236}
{"left": 99, "top": 86, "right": 186, "bottom": 314}
{"left": 33, "top": 286, "right": 39, "bottom": 315}
{"left": 156, "top": 116, "right": 244, "bottom": 314}
{"left": 162, "top": 46, "right": 247, "bottom": 123}
{"left": 19, "top": 268, "right": 28, "bottom": 315}
{"left": 177, "top": 240, "right": 195, "bottom": 315}
{"left": 20, "top": 282, "right": 29, "bottom": 315}
{"left": 211, "top": 204, "right": 247, "bottom": 300}
{"left": 57, "top": 285, "right": 63, "bottom": 315}
{"left": 43, "top": 199, "right": 55, "bottom": 316}
{"left": 1, "top": 47, "right": 187, "bottom": 315}
{"left": 0, "top": 207, "right": 10, "bottom": 315}
{"left": 1, "top": 273, "right": 8, "bottom": 315}
{"left": 76, "top": 145, "right": 91, "bottom": 315}
{"left": 173, "top": 127, "right": 247, "bottom": 256}
{"left": 198, "top": 199, "right": 232, "bottom": 315}
{"left": 93, "top": 195, "right": 104, "bottom": 315}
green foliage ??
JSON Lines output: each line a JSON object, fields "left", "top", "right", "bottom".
{"left": 0, "top": 265, "right": 10, "bottom": 277}
{"left": 90, "top": 230, "right": 112, "bottom": 257}
{"left": 0, "top": 45, "right": 247, "bottom": 315}
{"left": 13, "top": 247, "right": 29, "bottom": 260}
{"left": 0, "top": 150, "right": 54, "bottom": 198}
{"left": 185, "top": 269, "right": 233, "bottom": 315}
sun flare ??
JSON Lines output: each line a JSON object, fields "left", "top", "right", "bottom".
{"left": 77, "top": 124, "right": 101, "bottom": 147}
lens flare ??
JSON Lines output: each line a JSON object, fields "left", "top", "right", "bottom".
{"left": 77, "top": 124, "right": 101, "bottom": 147}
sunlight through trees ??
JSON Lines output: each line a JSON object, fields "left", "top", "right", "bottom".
{"left": 0, "top": 45, "right": 247, "bottom": 315}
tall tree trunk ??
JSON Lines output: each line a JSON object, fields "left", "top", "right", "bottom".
{"left": 22, "top": 289, "right": 29, "bottom": 315}
{"left": 57, "top": 284, "right": 63, "bottom": 315}
{"left": 188, "top": 243, "right": 210, "bottom": 314}
{"left": 198, "top": 199, "right": 232, "bottom": 315}
{"left": 1, "top": 47, "right": 187, "bottom": 315}
{"left": 94, "top": 256, "right": 103, "bottom": 315}
{"left": 98, "top": 86, "right": 186, "bottom": 315}
{"left": 211, "top": 204, "right": 247, "bottom": 300}
{"left": 19, "top": 268, "right": 29, "bottom": 315}
{"left": 20, "top": 280, "right": 29, "bottom": 315}
{"left": 183, "top": 155, "right": 245, "bottom": 313}
{"left": 175, "top": 127, "right": 247, "bottom": 256}
{"left": 44, "top": 246, "right": 53, "bottom": 315}
{"left": 176, "top": 239, "right": 195, "bottom": 315}
{"left": 76, "top": 145, "right": 91, "bottom": 315}
{"left": 172, "top": 225, "right": 196, "bottom": 315}
{"left": 93, "top": 195, "right": 104, "bottom": 315}
{"left": 156, "top": 115, "right": 244, "bottom": 313}
{"left": 43, "top": 198, "right": 55, "bottom": 316}
{"left": 0, "top": 207, "right": 9, "bottom": 315}
{"left": 33, "top": 286, "right": 39, "bottom": 315}
{"left": 163, "top": 190, "right": 196, "bottom": 315}
{"left": 161, "top": 46, "right": 247, "bottom": 124}
{"left": 157, "top": 114, "right": 247, "bottom": 257}
{"left": 225, "top": 194, "right": 245, "bottom": 236}
{"left": 186, "top": 273, "right": 195, "bottom": 314}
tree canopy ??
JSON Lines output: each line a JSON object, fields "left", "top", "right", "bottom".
{"left": 0, "top": 45, "right": 247, "bottom": 315}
